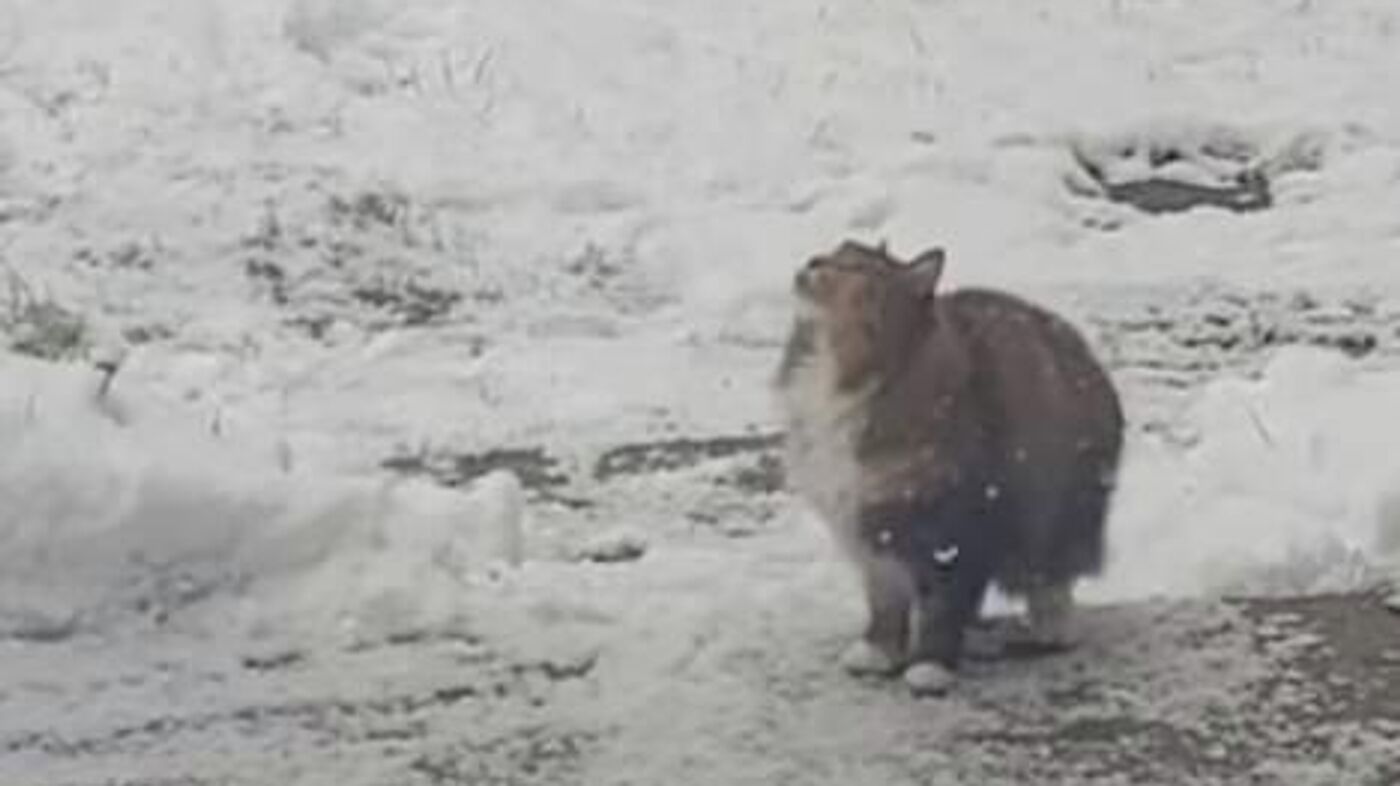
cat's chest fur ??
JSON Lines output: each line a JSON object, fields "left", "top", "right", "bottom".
{"left": 777, "top": 335, "right": 872, "bottom": 555}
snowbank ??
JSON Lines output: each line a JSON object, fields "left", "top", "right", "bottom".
{"left": 0, "top": 351, "right": 522, "bottom": 644}
{"left": 7, "top": 341, "right": 1398, "bottom": 652}
{"left": 1096, "top": 346, "right": 1400, "bottom": 601}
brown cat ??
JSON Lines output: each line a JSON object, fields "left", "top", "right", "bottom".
{"left": 774, "top": 240, "right": 1124, "bottom": 695}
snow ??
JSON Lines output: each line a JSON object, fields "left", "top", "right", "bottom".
{"left": 10, "top": 341, "right": 1392, "bottom": 646}
{"left": 1096, "top": 347, "right": 1400, "bottom": 600}
{"left": 4, "top": 0, "right": 1400, "bottom": 781}
{"left": 0, "top": 351, "right": 513, "bottom": 645}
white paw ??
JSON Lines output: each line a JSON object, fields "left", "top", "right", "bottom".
{"left": 903, "top": 661, "right": 956, "bottom": 697}
{"left": 839, "top": 640, "right": 899, "bottom": 676}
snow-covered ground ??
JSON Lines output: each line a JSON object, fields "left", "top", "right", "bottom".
{"left": 3, "top": 0, "right": 1400, "bottom": 783}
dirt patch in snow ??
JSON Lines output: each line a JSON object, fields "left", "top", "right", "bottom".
{"left": 1065, "top": 123, "right": 1323, "bottom": 218}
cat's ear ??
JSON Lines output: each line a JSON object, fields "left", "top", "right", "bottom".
{"left": 909, "top": 247, "right": 946, "bottom": 299}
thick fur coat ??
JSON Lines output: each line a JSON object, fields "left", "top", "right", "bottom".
{"left": 775, "top": 240, "right": 1124, "bottom": 690}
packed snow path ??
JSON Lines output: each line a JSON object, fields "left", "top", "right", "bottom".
{"left": 3, "top": 580, "right": 1398, "bottom": 785}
